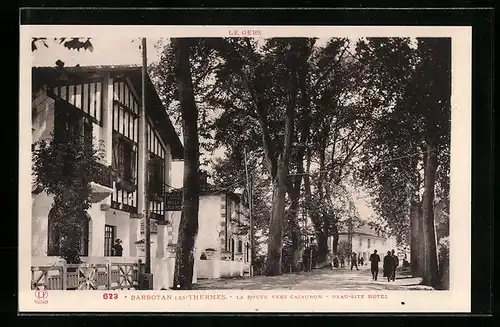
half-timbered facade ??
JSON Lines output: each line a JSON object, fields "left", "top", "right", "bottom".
{"left": 31, "top": 65, "right": 183, "bottom": 265}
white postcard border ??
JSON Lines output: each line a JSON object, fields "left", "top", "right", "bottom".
{"left": 19, "top": 25, "right": 472, "bottom": 313}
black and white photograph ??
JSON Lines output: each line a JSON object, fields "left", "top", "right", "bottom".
{"left": 21, "top": 25, "right": 472, "bottom": 313}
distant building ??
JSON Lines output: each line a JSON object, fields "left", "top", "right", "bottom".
{"left": 195, "top": 188, "right": 252, "bottom": 278}
{"left": 163, "top": 171, "right": 254, "bottom": 279}
{"left": 328, "top": 223, "right": 398, "bottom": 263}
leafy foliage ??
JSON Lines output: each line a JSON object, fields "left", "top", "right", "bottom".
{"left": 32, "top": 38, "right": 94, "bottom": 52}
{"left": 33, "top": 132, "right": 105, "bottom": 264}
{"left": 211, "top": 156, "right": 272, "bottom": 234}
{"left": 437, "top": 236, "right": 449, "bottom": 289}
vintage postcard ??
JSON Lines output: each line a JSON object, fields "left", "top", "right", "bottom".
{"left": 19, "top": 25, "right": 471, "bottom": 313}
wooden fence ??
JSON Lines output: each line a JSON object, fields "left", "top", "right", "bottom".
{"left": 31, "top": 262, "right": 142, "bottom": 290}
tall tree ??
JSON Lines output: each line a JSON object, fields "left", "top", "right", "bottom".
{"left": 355, "top": 37, "right": 451, "bottom": 288}
{"left": 150, "top": 38, "right": 222, "bottom": 287}
{"left": 204, "top": 38, "right": 314, "bottom": 275}
{"left": 284, "top": 39, "right": 315, "bottom": 270}
{"left": 303, "top": 38, "right": 379, "bottom": 265}
{"left": 171, "top": 38, "right": 200, "bottom": 289}
{"left": 415, "top": 37, "right": 451, "bottom": 287}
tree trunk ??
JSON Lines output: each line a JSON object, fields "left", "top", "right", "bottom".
{"left": 421, "top": 141, "right": 439, "bottom": 287}
{"left": 265, "top": 161, "right": 288, "bottom": 276}
{"left": 418, "top": 198, "right": 425, "bottom": 277}
{"left": 315, "top": 214, "right": 330, "bottom": 267}
{"left": 331, "top": 224, "right": 339, "bottom": 255}
{"left": 288, "top": 188, "right": 302, "bottom": 271}
{"left": 315, "top": 231, "right": 328, "bottom": 268}
{"left": 264, "top": 41, "right": 298, "bottom": 276}
{"left": 410, "top": 200, "right": 420, "bottom": 277}
{"left": 172, "top": 38, "right": 200, "bottom": 290}
{"left": 289, "top": 39, "right": 312, "bottom": 271}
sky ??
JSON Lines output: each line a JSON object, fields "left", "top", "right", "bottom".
{"left": 31, "top": 36, "right": 375, "bottom": 221}
{"left": 31, "top": 37, "right": 164, "bottom": 67}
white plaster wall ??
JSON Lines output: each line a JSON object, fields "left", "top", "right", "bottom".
{"left": 31, "top": 193, "right": 54, "bottom": 257}
{"left": 88, "top": 203, "right": 105, "bottom": 257}
{"left": 152, "top": 258, "right": 170, "bottom": 290}
{"left": 138, "top": 233, "right": 159, "bottom": 259}
{"left": 195, "top": 195, "right": 221, "bottom": 255}
{"left": 197, "top": 260, "right": 220, "bottom": 279}
{"left": 220, "top": 260, "right": 244, "bottom": 278}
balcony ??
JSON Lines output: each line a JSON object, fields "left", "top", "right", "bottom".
{"left": 90, "top": 162, "right": 115, "bottom": 202}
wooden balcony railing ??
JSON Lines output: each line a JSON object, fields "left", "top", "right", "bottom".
{"left": 91, "top": 162, "right": 114, "bottom": 189}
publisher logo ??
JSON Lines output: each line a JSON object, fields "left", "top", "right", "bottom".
{"left": 34, "top": 285, "right": 48, "bottom": 304}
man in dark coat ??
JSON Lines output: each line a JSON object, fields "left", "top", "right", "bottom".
{"left": 350, "top": 252, "right": 359, "bottom": 270}
{"left": 390, "top": 249, "right": 399, "bottom": 281}
{"left": 383, "top": 251, "right": 395, "bottom": 282}
{"left": 369, "top": 250, "right": 381, "bottom": 280}
{"left": 111, "top": 239, "right": 123, "bottom": 257}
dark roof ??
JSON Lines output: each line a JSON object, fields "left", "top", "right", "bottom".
{"left": 339, "top": 222, "right": 386, "bottom": 238}
{"left": 32, "top": 65, "right": 184, "bottom": 160}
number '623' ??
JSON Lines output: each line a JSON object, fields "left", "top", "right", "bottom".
{"left": 103, "top": 293, "right": 118, "bottom": 299}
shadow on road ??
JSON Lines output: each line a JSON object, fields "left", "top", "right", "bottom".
{"left": 194, "top": 266, "right": 433, "bottom": 291}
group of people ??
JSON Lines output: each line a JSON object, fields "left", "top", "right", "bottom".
{"left": 331, "top": 253, "right": 362, "bottom": 268}
{"left": 332, "top": 249, "right": 400, "bottom": 282}
{"left": 368, "top": 249, "right": 399, "bottom": 281}
{"left": 344, "top": 249, "right": 399, "bottom": 282}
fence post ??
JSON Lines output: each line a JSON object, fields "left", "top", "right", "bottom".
{"left": 62, "top": 263, "right": 67, "bottom": 290}
{"left": 107, "top": 263, "right": 112, "bottom": 290}
{"left": 133, "top": 262, "right": 138, "bottom": 289}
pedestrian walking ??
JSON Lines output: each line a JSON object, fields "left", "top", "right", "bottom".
{"left": 359, "top": 256, "right": 364, "bottom": 266}
{"left": 383, "top": 251, "right": 395, "bottom": 282}
{"left": 369, "top": 249, "right": 381, "bottom": 280}
{"left": 390, "top": 249, "right": 399, "bottom": 281}
{"left": 350, "top": 252, "right": 359, "bottom": 270}
{"left": 339, "top": 254, "right": 345, "bottom": 268}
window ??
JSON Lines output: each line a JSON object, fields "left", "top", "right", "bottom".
{"left": 231, "top": 238, "right": 235, "bottom": 260}
{"left": 104, "top": 225, "right": 116, "bottom": 256}
{"left": 47, "top": 209, "right": 89, "bottom": 257}
{"left": 245, "top": 243, "right": 249, "bottom": 262}
{"left": 238, "top": 240, "right": 243, "bottom": 253}
{"left": 368, "top": 239, "right": 371, "bottom": 249}
{"left": 148, "top": 153, "right": 165, "bottom": 199}
{"left": 113, "top": 133, "right": 137, "bottom": 183}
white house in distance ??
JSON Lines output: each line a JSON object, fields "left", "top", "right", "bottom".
{"left": 31, "top": 64, "right": 187, "bottom": 289}
{"left": 196, "top": 188, "right": 252, "bottom": 278}
{"left": 164, "top": 172, "right": 253, "bottom": 279}
{"left": 329, "top": 223, "right": 398, "bottom": 264}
